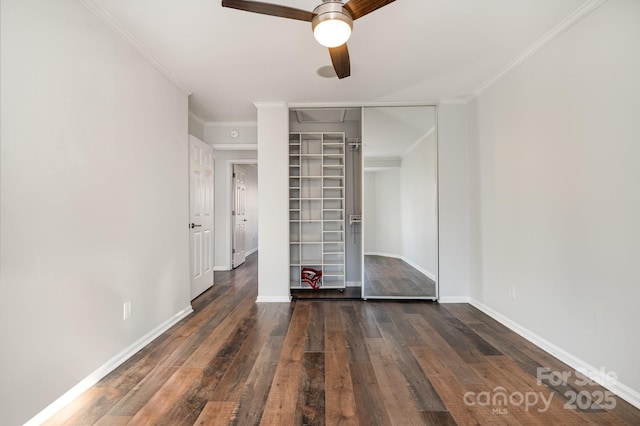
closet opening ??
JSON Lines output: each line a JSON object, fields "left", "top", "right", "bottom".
{"left": 288, "top": 107, "right": 363, "bottom": 300}
{"left": 287, "top": 104, "right": 439, "bottom": 301}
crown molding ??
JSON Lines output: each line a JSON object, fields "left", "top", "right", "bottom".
{"left": 288, "top": 101, "right": 438, "bottom": 108}
{"left": 471, "top": 0, "right": 607, "bottom": 100}
{"left": 439, "top": 97, "right": 473, "bottom": 105}
{"left": 77, "top": 0, "right": 191, "bottom": 96}
{"left": 205, "top": 121, "right": 257, "bottom": 128}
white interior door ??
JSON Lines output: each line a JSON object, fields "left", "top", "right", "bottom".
{"left": 232, "top": 165, "right": 247, "bottom": 268}
{"left": 189, "top": 136, "right": 214, "bottom": 300}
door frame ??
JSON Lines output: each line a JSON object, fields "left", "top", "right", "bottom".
{"left": 287, "top": 100, "right": 439, "bottom": 301}
{"left": 228, "top": 159, "right": 258, "bottom": 268}
{"left": 359, "top": 103, "right": 439, "bottom": 301}
{"left": 189, "top": 135, "right": 215, "bottom": 300}
{"left": 231, "top": 164, "right": 247, "bottom": 269}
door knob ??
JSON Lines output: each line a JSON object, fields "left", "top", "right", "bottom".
{"left": 190, "top": 223, "right": 202, "bottom": 229}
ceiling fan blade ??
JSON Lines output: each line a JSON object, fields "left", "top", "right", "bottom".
{"left": 221, "top": 0, "right": 315, "bottom": 22}
{"left": 329, "top": 44, "right": 351, "bottom": 79}
{"left": 344, "top": 0, "right": 396, "bottom": 20}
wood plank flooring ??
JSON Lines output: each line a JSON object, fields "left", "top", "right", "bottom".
{"left": 45, "top": 252, "right": 640, "bottom": 425}
{"left": 364, "top": 255, "right": 436, "bottom": 298}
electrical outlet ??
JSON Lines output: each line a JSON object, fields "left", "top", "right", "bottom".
{"left": 123, "top": 300, "right": 132, "bottom": 320}
{"left": 509, "top": 286, "right": 516, "bottom": 300}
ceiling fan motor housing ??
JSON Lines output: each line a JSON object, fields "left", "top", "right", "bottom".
{"left": 312, "top": 1, "right": 353, "bottom": 47}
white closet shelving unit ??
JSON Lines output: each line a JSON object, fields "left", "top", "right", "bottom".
{"left": 289, "top": 132, "right": 346, "bottom": 289}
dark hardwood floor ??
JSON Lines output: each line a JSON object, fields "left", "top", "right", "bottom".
{"left": 364, "top": 255, "right": 436, "bottom": 298}
{"left": 45, "top": 252, "right": 640, "bottom": 425}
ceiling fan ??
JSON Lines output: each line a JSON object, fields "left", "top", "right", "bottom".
{"left": 221, "top": 0, "right": 396, "bottom": 79}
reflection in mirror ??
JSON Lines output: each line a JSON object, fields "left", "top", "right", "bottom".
{"left": 362, "top": 106, "right": 437, "bottom": 299}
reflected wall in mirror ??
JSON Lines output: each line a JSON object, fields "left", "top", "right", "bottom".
{"left": 362, "top": 106, "right": 437, "bottom": 299}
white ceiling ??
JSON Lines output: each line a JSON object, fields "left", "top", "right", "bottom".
{"left": 92, "top": 0, "right": 587, "bottom": 122}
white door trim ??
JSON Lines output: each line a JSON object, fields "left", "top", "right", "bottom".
{"left": 232, "top": 165, "right": 247, "bottom": 268}
{"left": 189, "top": 135, "right": 214, "bottom": 299}
{"left": 227, "top": 160, "right": 258, "bottom": 269}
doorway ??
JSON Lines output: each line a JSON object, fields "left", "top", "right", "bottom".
{"left": 231, "top": 163, "right": 258, "bottom": 269}
{"left": 361, "top": 105, "right": 438, "bottom": 300}
{"left": 288, "top": 107, "right": 363, "bottom": 300}
{"left": 189, "top": 136, "right": 215, "bottom": 299}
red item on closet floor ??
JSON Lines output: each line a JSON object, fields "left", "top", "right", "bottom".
{"left": 301, "top": 267, "right": 322, "bottom": 290}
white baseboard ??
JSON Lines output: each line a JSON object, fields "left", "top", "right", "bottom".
{"left": 400, "top": 256, "right": 436, "bottom": 281}
{"left": 26, "top": 305, "right": 194, "bottom": 426}
{"left": 256, "top": 295, "right": 291, "bottom": 303}
{"left": 216, "top": 251, "right": 256, "bottom": 271}
{"left": 469, "top": 298, "right": 640, "bottom": 410}
{"left": 438, "top": 296, "right": 470, "bottom": 303}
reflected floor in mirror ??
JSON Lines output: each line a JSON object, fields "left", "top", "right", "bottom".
{"left": 364, "top": 255, "right": 436, "bottom": 298}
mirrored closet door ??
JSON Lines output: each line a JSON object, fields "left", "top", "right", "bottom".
{"left": 361, "top": 105, "right": 438, "bottom": 300}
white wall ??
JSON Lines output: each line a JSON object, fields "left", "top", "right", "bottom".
{"left": 0, "top": 1, "right": 191, "bottom": 424}
{"left": 437, "top": 104, "right": 471, "bottom": 301}
{"left": 188, "top": 113, "right": 205, "bottom": 141}
{"left": 244, "top": 164, "right": 259, "bottom": 255}
{"left": 467, "top": 0, "right": 640, "bottom": 401}
{"left": 363, "top": 135, "right": 437, "bottom": 279}
{"left": 205, "top": 122, "right": 257, "bottom": 145}
{"left": 363, "top": 172, "right": 378, "bottom": 253}
{"left": 401, "top": 134, "right": 437, "bottom": 276}
{"left": 364, "top": 169, "right": 402, "bottom": 255}
{"left": 211, "top": 150, "right": 257, "bottom": 270}
{"left": 256, "top": 103, "right": 290, "bottom": 302}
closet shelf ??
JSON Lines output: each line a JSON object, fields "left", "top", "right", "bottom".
{"left": 289, "top": 131, "right": 346, "bottom": 291}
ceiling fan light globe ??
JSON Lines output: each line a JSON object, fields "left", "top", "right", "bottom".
{"left": 312, "top": 1, "right": 353, "bottom": 48}
{"left": 314, "top": 19, "right": 352, "bottom": 48}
